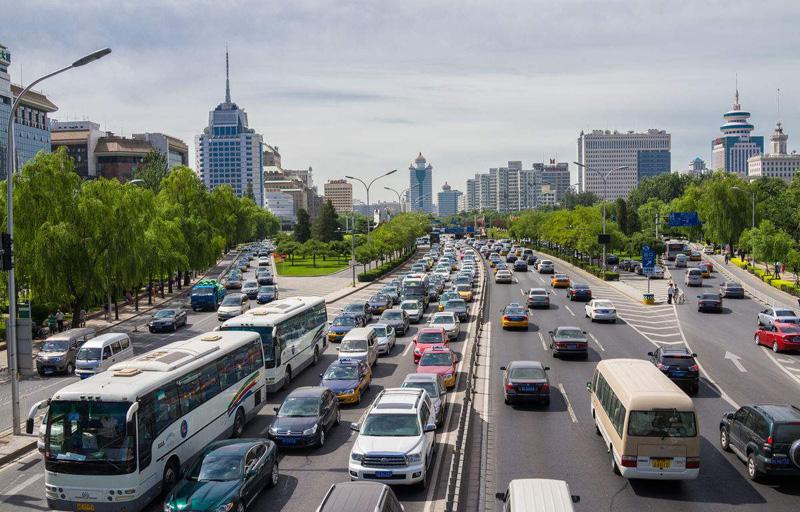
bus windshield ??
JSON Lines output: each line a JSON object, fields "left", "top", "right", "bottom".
{"left": 45, "top": 401, "right": 135, "bottom": 475}
{"left": 220, "top": 326, "right": 275, "bottom": 368}
{"left": 627, "top": 410, "right": 697, "bottom": 438}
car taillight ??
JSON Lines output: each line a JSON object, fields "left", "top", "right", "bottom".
{"left": 763, "top": 436, "right": 773, "bottom": 452}
{"left": 593, "top": 309, "right": 599, "bottom": 313}
{"left": 686, "top": 457, "right": 700, "bottom": 469}
{"left": 657, "top": 363, "right": 666, "bottom": 370}
{"left": 506, "top": 384, "right": 515, "bottom": 390}
{"left": 502, "top": 316, "right": 509, "bottom": 321}
{"left": 541, "top": 385, "right": 550, "bottom": 391}
{"left": 620, "top": 455, "right": 637, "bottom": 467}
{"left": 690, "top": 365, "right": 698, "bottom": 371}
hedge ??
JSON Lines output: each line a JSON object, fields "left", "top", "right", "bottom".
{"left": 357, "top": 249, "right": 416, "bottom": 282}
{"left": 732, "top": 258, "right": 800, "bottom": 297}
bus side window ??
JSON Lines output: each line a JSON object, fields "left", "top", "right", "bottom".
{"left": 218, "top": 354, "right": 236, "bottom": 390}
{"left": 154, "top": 384, "right": 181, "bottom": 435}
{"left": 234, "top": 345, "right": 249, "bottom": 382}
{"left": 137, "top": 398, "right": 155, "bottom": 470}
{"left": 592, "top": 370, "right": 599, "bottom": 391}
{"left": 248, "top": 341, "right": 263, "bottom": 372}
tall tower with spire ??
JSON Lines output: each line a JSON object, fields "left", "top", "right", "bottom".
{"left": 710, "top": 80, "right": 764, "bottom": 175}
{"left": 408, "top": 152, "right": 434, "bottom": 214}
{"left": 195, "top": 49, "right": 266, "bottom": 206}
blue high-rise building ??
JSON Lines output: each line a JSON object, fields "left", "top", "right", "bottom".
{"left": 409, "top": 152, "right": 433, "bottom": 214}
{"left": 195, "top": 50, "right": 264, "bottom": 206}
{"left": 711, "top": 86, "right": 763, "bottom": 175}
{"left": 0, "top": 43, "right": 58, "bottom": 179}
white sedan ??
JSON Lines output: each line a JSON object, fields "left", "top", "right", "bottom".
{"left": 495, "top": 270, "right": 513, "bottom": 283}
{"left": 400, "top": 300, "right": 424, "bottom": 323}
{"left": 585, "top": 299, "right": 617, "bottom": 323}
{"left": 429, "top": 311, "right": 461, "bottom": 340}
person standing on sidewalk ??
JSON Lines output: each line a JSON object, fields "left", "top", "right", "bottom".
{"left": 667, "top": 283, "right": 674, "bottom": 304}
{"left": 79, "top": 308, "right": 87, "bottom": 328}
{"left": 49, "top": 312, "right": 57, "bottom": 334}
{"left": 56, "top": 308, "right": 64, "bottom": 332}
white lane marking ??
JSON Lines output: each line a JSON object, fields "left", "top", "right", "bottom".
{"left": 724, "top": 351, "right": 747, "bottom": 372}
{"left": 558, "top": 383, "right": 578, "bottom": 424}
{"left": 520, "top": 288, "right": 526, "bottom": 297}
{"left": 403, "top": 338, "right": 415, "bottom": 356}
{"left": 636, "top": 331, "right": 683, "bottom": 338}
{"left": 0, "top": 474, "right": 43, "bottom": 503}
{"left": 588, "top": 333, "right": 605, "bottom": 352}
{"left": 564, "top": 305, "right": 575, "bottom": 316}
{"left": 653, "top": 341, "right": 686, "bottom": 345}
{"left": 538, "top": 276, "right": 545, "bottom": 283}
{"left": 778, "top": 358, "right": 795, "bottom": 364}
{"left": 621, "top": 324, "right": 680, "bottom": 331}
{"left": 539, "top": 332, "right": 547, "bottom": 350}
{"left": 761, "top": 346, "right": 800, "bottom": 388}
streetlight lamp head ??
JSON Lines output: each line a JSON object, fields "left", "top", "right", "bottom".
{"left": 386, "top": 169, "right": 397, "bottom": 176}
{"left": 344, "top": 175, "right": 355, "bottom": 180}
{"left": 573, "top": 161, "right": 584, "bottom": 168}
{"left": 72, "top": 48, "right": 112, "bottom": 67}
{"left": 127, "top": 179, "right": 144, "bottom": 186}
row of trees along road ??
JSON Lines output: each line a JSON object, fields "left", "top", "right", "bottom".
{"left": 0, "top": 148, "right": 280, "bottom": 328}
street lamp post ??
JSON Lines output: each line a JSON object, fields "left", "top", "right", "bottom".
{"left": 573, "top": 163, "right": 628, "bottom": 273}
{"left": 5, "top": 47, "right": 111, "bottom": 435}
{"left": 384, "top": 186, "right": 410, "bottom": 213}
{"left": 731, "top": 186, "right": 756, "bottom": 229}
{"left": 346, "top": 169, "right": 397, "bottom": 244}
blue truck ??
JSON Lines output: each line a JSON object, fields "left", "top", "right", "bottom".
{"left": 191, "top": 279, "right": 226, "bottom": 311}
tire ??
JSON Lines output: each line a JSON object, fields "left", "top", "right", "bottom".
{"left": 149, "top": 328, "right": 155, "bottom": 333}
{"left": 611, "top": 451, "right": 621, "bottom": 475}
{"left": 754, "top": 334, "right": 761, "bottom": 346}
{"left": 542, "top": 399, "right": 550, "bottom": 407}
{"left": 504, "top": 397, "right": 510, "bottom": 405}
{"left": 335, "top": 408, "right": 341, "bottom": 426}
{"left": 747, "top": 453, "right": 763, "bottom": 482}
{"left": 773, "top": 342, "right": 780, "bottom": 353}
{"left": 65, "top": 362, "right": 74, "bottom": 375}
{"left": 236, "top": 502, "right": 245, "bottom": 512}
{"left": 267, "top": 462, "right": 279, "bottom": 488}
{"left": 282, "top": 368, "right": 292, "bottom": 390}
{"left": 356, "top": 390, "right": 362, "bottom": 405}
{"left": 611, "top": 319, "right": 616, "bottom": 324}
{"left": 317, "top": 428, "right": 326, "bottom": 448}
{"left": 162, "top": 459, "right": 179, "bottom": 496}
{"left": 720, "top": 428, "right": 731, "bottom": 452}
{"left": 231, "top": 408, "right": 245, "bottom": 439}
{"left": 172, "top": 322, "right": 177, "bottom": 332}
{"left": 38, "top": 369, "right": 46, "bottom": 376}
{"left": 311, "top": 346, "right": 319, "bottom": 366}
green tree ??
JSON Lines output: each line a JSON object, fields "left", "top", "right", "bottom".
{"left": 786, "top": 248, "right": 800, "bottom": 285}
{"left": 615, "top": 198, "right": 629, "bottom": 235}
{"left": 698, "top": 173, "right": 750, "bottom": 249}
{"left": 312, "top": 200, "right": 342, "bottom": 242}
{"left": 748, "top": 220, "right": 794, "bottom": 276}
{"left": 135, "top": 149, "right": 170, "bottom": 194}
{"left": 564, "top": 191, "right": 599, "bottom": 210}
{"left": 277, "top": 240, "right": 301, "bottom": 265}
{"left": 294, "top": 209, "right": 312, "bottom": 243}
{"left": 302, "top": 240, "right": 326, "bottom": 267}
{"left": 244, "top": 181, "right": 257, "bottom": 203}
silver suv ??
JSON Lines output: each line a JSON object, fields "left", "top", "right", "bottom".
{"left": 349, "top": 388, "right": 437, "bottom": 489}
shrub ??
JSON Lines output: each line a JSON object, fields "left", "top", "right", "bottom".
{"left": 357, "top": 249, "right": 415, "bottom": 282}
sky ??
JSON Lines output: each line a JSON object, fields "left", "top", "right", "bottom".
{"left": 8, "top": 0, "right": 800, "bottom": 203}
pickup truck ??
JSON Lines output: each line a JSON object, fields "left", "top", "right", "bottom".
{"left": 191, "top": 279, "right": 226, "bottom": 311}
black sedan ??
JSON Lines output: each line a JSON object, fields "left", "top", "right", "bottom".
{"left": 148, "top": 308, "right": 187, "bottom": 332}
{"left": 513, "top": 259, "right": 528, "bottom": 272}
{"left": 257, "top": 285, "right": 278, "bottom": 304}
{"left": 505, "top": 253, "right": 518, "bottom": 263}
{"left": 501, "top": 361, "right": 550, "bottom": 406}
{"left": 548, "top": 326, "right": 588, "bottom": 359}
{"left": 566, "top": 283, "right": 592, "bottom": 301}
{"left": 343, "top": 302, "right": 372, "bottom": 324}
{"left": 164, "top": 439, "right": 279, "bottom": 512}
{"left": 697, "top": 293, "right": 723, "bottom": 313}
{"left": 268, "top": 387, "right": 340, "bottom": 448}
{"left": 719, "top": 281, "right": 745, "bottom": 299}
{"left": 526, "top": 255, "right": 538, "bottom": 266}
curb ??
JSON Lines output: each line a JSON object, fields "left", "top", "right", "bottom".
{"left": 0, "top": 437, "right": 37, "bottom": 467}
{"left": 323, "top": 250, "right": 422, "bottom": 305}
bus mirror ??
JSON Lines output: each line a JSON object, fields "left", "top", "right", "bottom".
{"left": 125, "top": 402, "right": 139, "bottom": 424}
{"left": 495, "top": 492, "right": 506, "bottom": 502}
{"left": 572, "top": 495, "right": 581, "bottom": 503}
{"left": 586, "top": 382, "right": 592, "bottom": 391}
{"left": 26, "top": 418, "right": 34, "bottom": 434}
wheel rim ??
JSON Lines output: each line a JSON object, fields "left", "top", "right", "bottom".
{"left": 271, "top": 463, "right": 279, "bottom": 485}
{"left": 721, "top": 430, "right": 727, "bottom": 447}
{"left": 773, "top": 342, "right": 779, "bottom": 353}
{"left": 319, "top": 429, "right": 325, "bottom": 446}
{"left": 234, "top": 410, "right": 244, "bottom": 437}
{"left": 165, "top": 464, "right": 177, "bottom": 491}
{"left": 67, "top": 363, "right": 74, "bottom": 374}
{"left": 237, "top": 502, "right": 244, "bottom": 512}
{"left": 748, "top": 457, "right": 755, "bottom": 477}
{"left": 755, "top": 335, "right": 760, "bottom": 345}
{"left": 313, "top": 348, "right": 318, "bottom": 364}
{"left": 285, "top": 370, "right": 291, "bottom": 387}
{"left": 336, "top": 409, "right": 341, "bottom": 424}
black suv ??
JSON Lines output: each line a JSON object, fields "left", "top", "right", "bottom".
{"left": 647, "top": 347, "right": 700, "bottom": 394}
{"left": 720, "top": 404, "right": 800, "bottom": 481}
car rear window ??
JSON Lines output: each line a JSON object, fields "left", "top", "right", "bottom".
{"left": 510, "top": 368, "right": 545, "bottom": 380}
{"left": 628, "top": 411, "right": 697, "bottom": 437}
{"left": 780, "top": 326, "right": 800, "bottom": 334}
{"left": 776, "top": 310, "right": 797, "bottom": 317}
{"left": 773, "top": 423, "right": 800, "bottom": 443}
{"left": 418, "top": 332, "right": 443, "bottom": 343}
{"left": 661, "top": 356, "right": 695, "bottom": 368}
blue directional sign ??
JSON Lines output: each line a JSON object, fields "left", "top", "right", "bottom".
{"left": 444, "top": 227, "right": 465, "bottom": 234}
{"left": 669, "top": 212, "right": 700, "bottom": 227}
{"left": 466, "top": 226, "right": 475, "bottom": 233}
{"left": 642, "top": 244, "right": 655, "bottom": 275}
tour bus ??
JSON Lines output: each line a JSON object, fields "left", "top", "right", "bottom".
{"left": 220, "top": 296, "right": 328, "bottom": 392}
{"left": 666, "top": 240, "right": 687, "bottom": 261}
{"left": 587, "top": 358, "right": 700, "bottom": 480}
{"left": 27, "top": 331, "right": 267, "bottom": 512}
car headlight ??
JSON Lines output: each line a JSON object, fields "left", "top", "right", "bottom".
{"left": 268, "top": 425, "right": 278, "bottom": 435}
{"left": 444, "top": 374, "right": 453, "bottom": 379}
{"left": 351, "top": 451, "right": 364, "bottom": 462}
{"left": 303, "top": 424, "right": 318, "bottom": 436}
{"left": 406, "top": 453, "right": 422, "bottom": 464}
{"left": 344, "top": 389, "right": 355, "bottom": 395}
{"left": 163, "top": 503, "right": 173, "bottom": 512}
{"left": 215, "top": 503, "right": 234, "bottom": 512}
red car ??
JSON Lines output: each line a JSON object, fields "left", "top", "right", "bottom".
{"left": 755, "top": 322, "right": 800, "bottom": 353}
{"left": 413, "top": 327, "right": 448, "bottom": 363}
{"left": 416, "top": 346, "right": 459, "bottom": 388}
{"left": 698, "top": 260, "right": 714, "bottom": 273}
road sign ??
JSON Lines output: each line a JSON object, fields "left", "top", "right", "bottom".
{"left": 444, "top": 227, "right": 464, "bottom": 234}
{"left": 668, "top": 212, "right": 700, "bottom": 227}
{"left": 598, "top": 234, "right": 611, "bottom": 245}
{"left": 642, "top": 244, "right": 655, "bottom": 275}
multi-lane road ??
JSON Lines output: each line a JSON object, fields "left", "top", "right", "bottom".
{"left": 0, "top": 249, "right": 484, "bottom": 512}
{"left": 479, "top": 248, "right": 800, "bottom": 511}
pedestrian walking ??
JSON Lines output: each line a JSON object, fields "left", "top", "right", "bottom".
{"left": 56, "top": 308, "right": 64, "bottom": 332}
{"left": 48, "top": 313, "right": 57, "bottom": 334}
{"left": 724, "top": 253, "right": 730, "bottom": 265}
{"left": 79, "top": 308, "right": 87, "bottom": 328}
{"left": 667, "top": 283, "right": 674, "bottom": 304}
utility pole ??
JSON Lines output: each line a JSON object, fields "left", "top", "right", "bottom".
{"left": 350, "top": 213, "right": 356, "bottom": 287}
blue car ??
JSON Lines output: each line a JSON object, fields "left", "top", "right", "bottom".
{"left": 327, "top": 313, "right": 360, "bottom": 343}
{"left": 257, "top": 285, "right": 278, "bottom": 304}
{"left": 319, "top": 358, "right": 372, "bottom": 405}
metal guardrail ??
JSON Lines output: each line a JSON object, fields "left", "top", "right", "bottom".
{"left": 713, "top": 259, "right": 791, "bottom": 310}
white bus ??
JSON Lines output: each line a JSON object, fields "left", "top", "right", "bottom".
{"left": 27, "top": 331, "right": 267, "bottom": 512}
{"left": 220, "top": 296, "right": 328, "bottom": 392}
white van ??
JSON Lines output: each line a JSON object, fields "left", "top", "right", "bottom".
{"left": 339, "top": 327, "right": 378, "bottom": 368}
{"left": 74, "top": 333, "right": 133, "bottom": 379}
{"left": 496, "top": 479, "right": 580, "bottom": 512}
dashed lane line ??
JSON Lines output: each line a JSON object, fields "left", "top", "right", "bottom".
{"left": 558, "top": 383, "right": 578, "bottom": 424}
{"left": 588, "top": 333, "right": 605, "bottom": 352}
{"left": 564, "top": 305, "right": 575, "bottom": 316}
{"left": 761, "top": 347, "right": 800, "bottom": 388}
{"left": 539, "top": 332, "right": 547, "bottom": 351}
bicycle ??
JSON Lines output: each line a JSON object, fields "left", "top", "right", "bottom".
{"left": 673, "top": 288, "right": 685, "bottom": 305}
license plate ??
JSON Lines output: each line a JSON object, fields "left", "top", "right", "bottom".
{"left": 282, "top": 438, "right": 298, "bottom": 444}
{"left": 651, "top": 458, "right": 671, "bottom": 469}
{"left": 521, "top": 386, "right": 535, "bottom": 392}
{"left": 375, "top": 471, "right": 393, "bottom": 478}
{"left": 568, "top": 344, "right": 576, "bottom": 349}
{"left": 772, "top": 458, "right": 790, "bottom": 465}
{"left": 77, "top": 505, "right": 95, "bottom": 511}
{"left": 671, "top": 372, "right": 686, "bottom": 378}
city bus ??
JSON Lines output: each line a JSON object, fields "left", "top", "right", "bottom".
{"left": 220, "top": 296, "right": 328, "bottom": 391}
{"left": 666, "top": 239, "right": 686, "bottom": 261}
{"left": 402, "top": 274, "right": 430, "bottom": 309}
{"left": 26, "top": 330, "right": 267, "bottom": 512}
{"left": 587, "top": 359, "right": 700, "bottom": 480}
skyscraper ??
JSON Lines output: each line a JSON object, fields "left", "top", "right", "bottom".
{"left": 408, "top": 152, "right": 433, "bottom": 214}
{"left": 533, "top": 160, "right": 570, "bottom": 204}
{"left": 437, "top": 182, "right": 462, "bottom": 216}
{"left": 324, "top": 179, "right": 353, "bottom": 213}
{"left": 576, "top": 129, "right": 671, "bottom": 200}
{"left": 711, "top": 85, "right": 763, "bottom": 175}
{"left": 195, "top": 50, "right": 265, "bottom": 206}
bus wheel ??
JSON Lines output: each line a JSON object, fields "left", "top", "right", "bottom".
{"left": 282, "top": 368, "right": 292, "bottom": 390}
{"left": 611, "top": 452, "right": 620, "bottom": 475}
{"left": 311, "top": 346, "right": 319, "bottom": 366}
{"left": 232, "top": 408, "right": 245, "bottom": 439}
{"left": 163, "top": 459, "right": 179, "bottom": 495}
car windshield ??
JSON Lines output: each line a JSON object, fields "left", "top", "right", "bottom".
{"left": 431, "top": 316, "right": 453, "bottom": 325}
{"left": 187, "top": 454, "right": 242, "bottom": 482}
{"left": 278, "top": 397, "right": 320, "bottom": 417}
{"left": 361, "top": 413, "right": 420, "bottom": 436}
{"left": 776, "top": 310, "right": 797, "bottom": 317}
{"left": 259, "top": 286, "right": 276, "bottom": 293}
{"left": 41, "top": 341, "right": 69, "bottom": 352}
{"left": 505, "top": 308, "right": 525, "bottom": 316}
{"left": 510, "top": 367, "right": 545, "bottom": 380}
{"left": 344, "top": 304, "right": 363, "bottom": 313}
{"left": 77, "top": 347, "right": 101, "bottom": 361}
{"left": 222, "top": 296, "right": 243, "bottom": 306}
{"left": 724, "top": 282, "right": 741, "bottom": 288}
{"left": 333, "top": 316, "right": 356, "bottom": 327}
{"left": 324, "top": 365, "right": 359, "bottom": 380}
{"left": 457, "top": 285, "right": 470, "bottom": 291}
{"left": 340, "top": 339, "right": 367, "bottom": 352}
{"left": 627, "top": 411, "right": 697, "bottom": 437}
{"left": 243, "top": 281, "right": 258, "bottom": 288}
{"left": 370, "top": 295, "right": 388, "bottom": 303}
{"left": 154, "top": 310, "right": 175, "bottom": 318}
{"left": 446, "top": 301, "right": 466, "bottom": 310}
{"left": 529, "top": 290, "right": 546, "bottom": 296}
{"left": 774, "top": 424, "right": 800, "bottom": 443}
{"left": 401, "top": 303, "right": 419, "bottom": 310}
{"left": 418, "top": 332, "right": 443, "bottom": 344}
{"left": 403, "top": 382, "right": 438, "bottom": 398}
{"left": 555, "top": 329, "right": 583, "bottom": 339}
{"left": 373, "top": 326, "right": 387, "bottom": 336}
{"left": 382, "top": 312, "right": 402, "bottom": 321}
{"left": 420, "top": 353, "right": 452, "bottom": 366}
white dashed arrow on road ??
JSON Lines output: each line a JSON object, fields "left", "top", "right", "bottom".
{"left": 724, "top": 351, "right": 747, "bottom": 373}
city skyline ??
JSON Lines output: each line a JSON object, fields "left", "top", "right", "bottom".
{"left": 8, "top": 1, "right": 800, "bottom": 203}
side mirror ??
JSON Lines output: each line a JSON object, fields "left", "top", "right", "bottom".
{"left": 246, "top": 468, "right": 257, "bottom": 478}
{"left": 424, "top": 423, "right": 437, "bottom": 432}
{"left": 500, "top": 366, "right": 506, "bottom": 371}
{"left": 586, "top": 382, "right": 592, "bottom": 391}
{"left": 582, "top": 331, "right": 587, "bottom": 334}
{"left": 647, "top": 352, "right": 653, "bottom": 356}
{"left": 350, "top": 422, "right": 360, "bottom": 432}
{"left": 273, "top": 407, "right": 280, "bottom": 413}
{"left": 544, "top": 366, "right": 550, "bottom": 371}
{"left": 495, "top": 492, "right": 506, "bottom": 502}
{"left": 571, "top": 495, "right": 581, "bottom": 504}
{"left": 725, "top": 412, "right": 735, "bottom": 420}
{"left": 319, "top": 373, "right": 324, "bottom": 378}
{"left": 548, "top": 331, "right": 554, "bottom": 335}
{"left": 692, "top": 353, "right": 698, "bottom": 357}
{"left": 696, "top": 295, "right": 700, "bottom": 299}
{"left": 25, "top": 417, "right": 34, "bottom": 435}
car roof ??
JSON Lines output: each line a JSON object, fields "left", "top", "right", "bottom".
{"left": 509, "top": 361, "right": 545, "bottom": 369}
{"left": 660, "top": 347, "right": 693, "bottom": 357}
{"left": 555, "top": 326, "right": 581, "bottom": 331}
{"left": 404, "top": 373, "right": 439, "bottom": 382}
{"left": 286, "top": 386, "right": 326, "bottom": 398}
{"left": 205, "top": 439, "right": 262, "bottom": 457}
{"left": 318, "top": 481, "right": 388, "bottom": 512}
{"left": 528, "top": 288, "right": 547, "bottom": 293}
{"left": 329, "top": 358, "right": 361, "bottom": 367}
{"left": 752, "top": 404, "right": 800, "bottom": 422}
{"left": 571, "top": 283, "right": 590, "bottom": 288}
